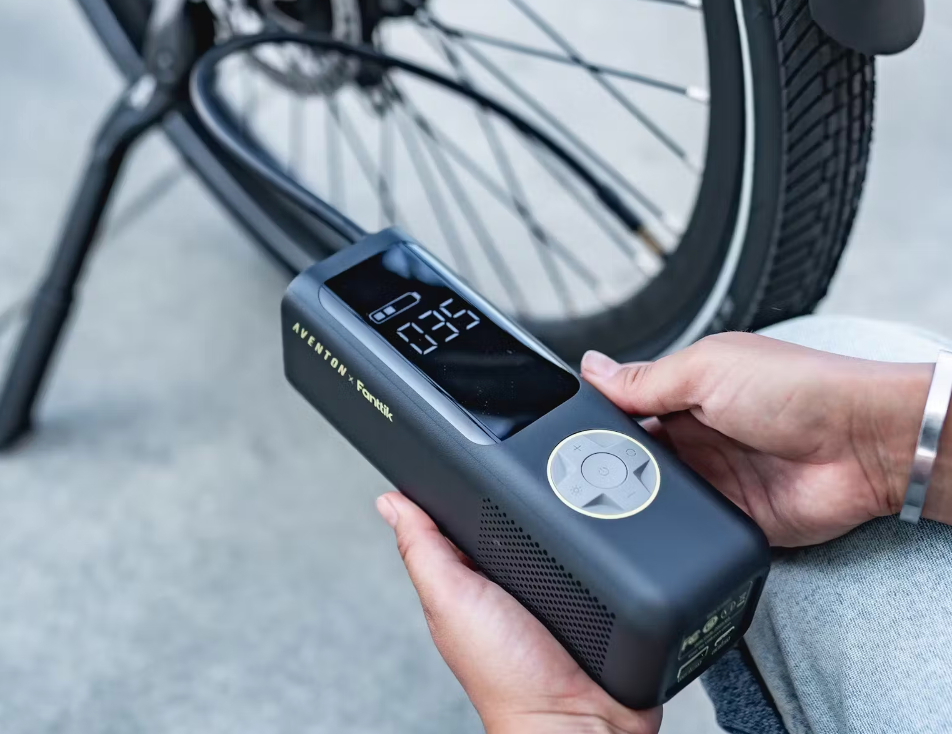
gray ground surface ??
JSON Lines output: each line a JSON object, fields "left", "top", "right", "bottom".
{"left": 0, "top": 2, "right": 949, "bottom": 733}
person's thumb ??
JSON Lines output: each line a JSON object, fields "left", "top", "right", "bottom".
{"left": 375, "top": 492, "right": 469, "bottom": 621}
{"left": 580, "top": 349, "right": 704, "bottom": 417}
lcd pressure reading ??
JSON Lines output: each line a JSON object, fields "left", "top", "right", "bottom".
{"left": 326, "top": 244, "right": 578, "bottom": 439}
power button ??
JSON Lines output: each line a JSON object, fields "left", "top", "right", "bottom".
{"left": 581, "top": 453, "right": 628, "bottom": 489}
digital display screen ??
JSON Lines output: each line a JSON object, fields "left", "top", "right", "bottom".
{"left": 326, "top": 245, "right": 579, "bottom": 439}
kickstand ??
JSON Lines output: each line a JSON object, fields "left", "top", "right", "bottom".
{"left": 0, "top": 0, "right": 194, "bottom": 451}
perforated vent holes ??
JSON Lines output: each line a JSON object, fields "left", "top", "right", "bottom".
{"left": 476, "top": 498, "right": 615, "bottom": 677}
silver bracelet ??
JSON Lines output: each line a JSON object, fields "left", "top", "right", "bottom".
{"left": 901, "top": 349, "right": 952, "bottom": 524}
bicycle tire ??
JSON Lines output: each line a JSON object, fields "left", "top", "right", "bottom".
{"left": 75, "top": 0, "right": 874, "bottom": 361}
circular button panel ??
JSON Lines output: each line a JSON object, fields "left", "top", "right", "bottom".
{"left": 547, "top": 430, "right": 660, "bottom": 519}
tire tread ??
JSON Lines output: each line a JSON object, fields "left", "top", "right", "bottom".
{"left": 746, "top": 0, "right": 874, "bottom": 330}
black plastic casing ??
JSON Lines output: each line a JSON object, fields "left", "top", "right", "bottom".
{"left": 282, "top": 229, "right": 770, "bottom": 709}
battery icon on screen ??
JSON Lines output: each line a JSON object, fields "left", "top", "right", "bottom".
{"left": 370, "top": 292, "right": 421, "bottom": 324}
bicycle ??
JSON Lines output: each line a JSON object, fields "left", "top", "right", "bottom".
{"left": 0, "top": 0, "right": 923, "bottom": 448}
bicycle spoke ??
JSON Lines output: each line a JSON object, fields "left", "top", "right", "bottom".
{"left": 421, "top": 28, "right": 630, "bottom": 281}
{"left": 431, "top": 34, "right": 578, "bottom": 315}
{"left": 523, "top": 139, "right": 642, "bottom": 262}
{"left": 105, "top": 165, "right": 186, "bottom": 239}
{"left": 417, "top": 20, "right": 656, "bottom": 265}
{"left": 509, "top": 0, "right": 697, "bottom": 170}
{"left": 326, "top": 98, "right": 402, "bottom": 224}
{"left": 0, "top": 299, "right": 25, "bottom": 343}
{"left": 326, "top": 94, "right": 344, "bottom": 210}
{"left": 240, "top": 54, "right": 260, "bottom": 134}
{"left": 289, "top": 94, "right": 304, "bottom": 175}
{"left": 399, "top": 97, "right": 601, "bottom": 303}
{"left": 635, "top": 0, "right": 701, "bottom": 8}
{"left": 429, "top": 26, "right": 708, "bottom": 103}
{"left": 387, "top": 84, "right": 529, "bottom": 316}
{"left": 417, "top": 12, "right": 676, "bottom": 232}
{"left": 389, "top": 94, "right": 478, "bottom": 286}
{"left": 379, "top": 106, "right": 397, "bottom": 228}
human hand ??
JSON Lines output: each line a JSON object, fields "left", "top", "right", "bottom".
{"left": 375, "top": 492, "right": 662, "bottom": 734}
{"left": 582, "top": 332, "right": 934, "bottom": 547}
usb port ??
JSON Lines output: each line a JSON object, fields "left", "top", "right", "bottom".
{"left": 677, "top": 646, "right": 709, "bottom": 682}
{"left": 714, "top": 627, "right": 735, "bottom": 651}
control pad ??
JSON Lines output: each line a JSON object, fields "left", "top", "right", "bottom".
{"left": 547, "top": 430, "right": 660, "bottom": 518}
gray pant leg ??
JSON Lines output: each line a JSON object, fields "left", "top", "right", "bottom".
{"left": 748, "top": 316, "right": 952, "bottom": 734}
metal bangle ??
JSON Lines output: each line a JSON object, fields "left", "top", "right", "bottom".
{"left": 901, "top": 349, "right": 952, "bottom": 524}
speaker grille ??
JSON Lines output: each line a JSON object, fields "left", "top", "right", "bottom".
{"left": 476, "top": 498, "right": 615, "bottom": 677}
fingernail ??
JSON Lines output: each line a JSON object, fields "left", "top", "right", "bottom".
{"left": 581, "top": 350, "right": 621, "bottom": 379}
{"left": 376, "top": 495, "right": 398, "bottom": 528}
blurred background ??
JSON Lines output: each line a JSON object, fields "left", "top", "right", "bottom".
{"left": 0, "top": 0, "right": 949, "bottom": 732}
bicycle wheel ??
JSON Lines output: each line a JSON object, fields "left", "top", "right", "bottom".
{"left": 76, "top": 0, "right": 874, "bottom": 362}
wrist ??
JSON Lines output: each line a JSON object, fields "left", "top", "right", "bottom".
{"left": 482, "top": 698, "right": 661, "bottom": 734}
{"left": 486, "top": 711, "right": 659, "bottom": 734}
{"left": 851, "top": 362, "right": 935, "bottom": 517}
